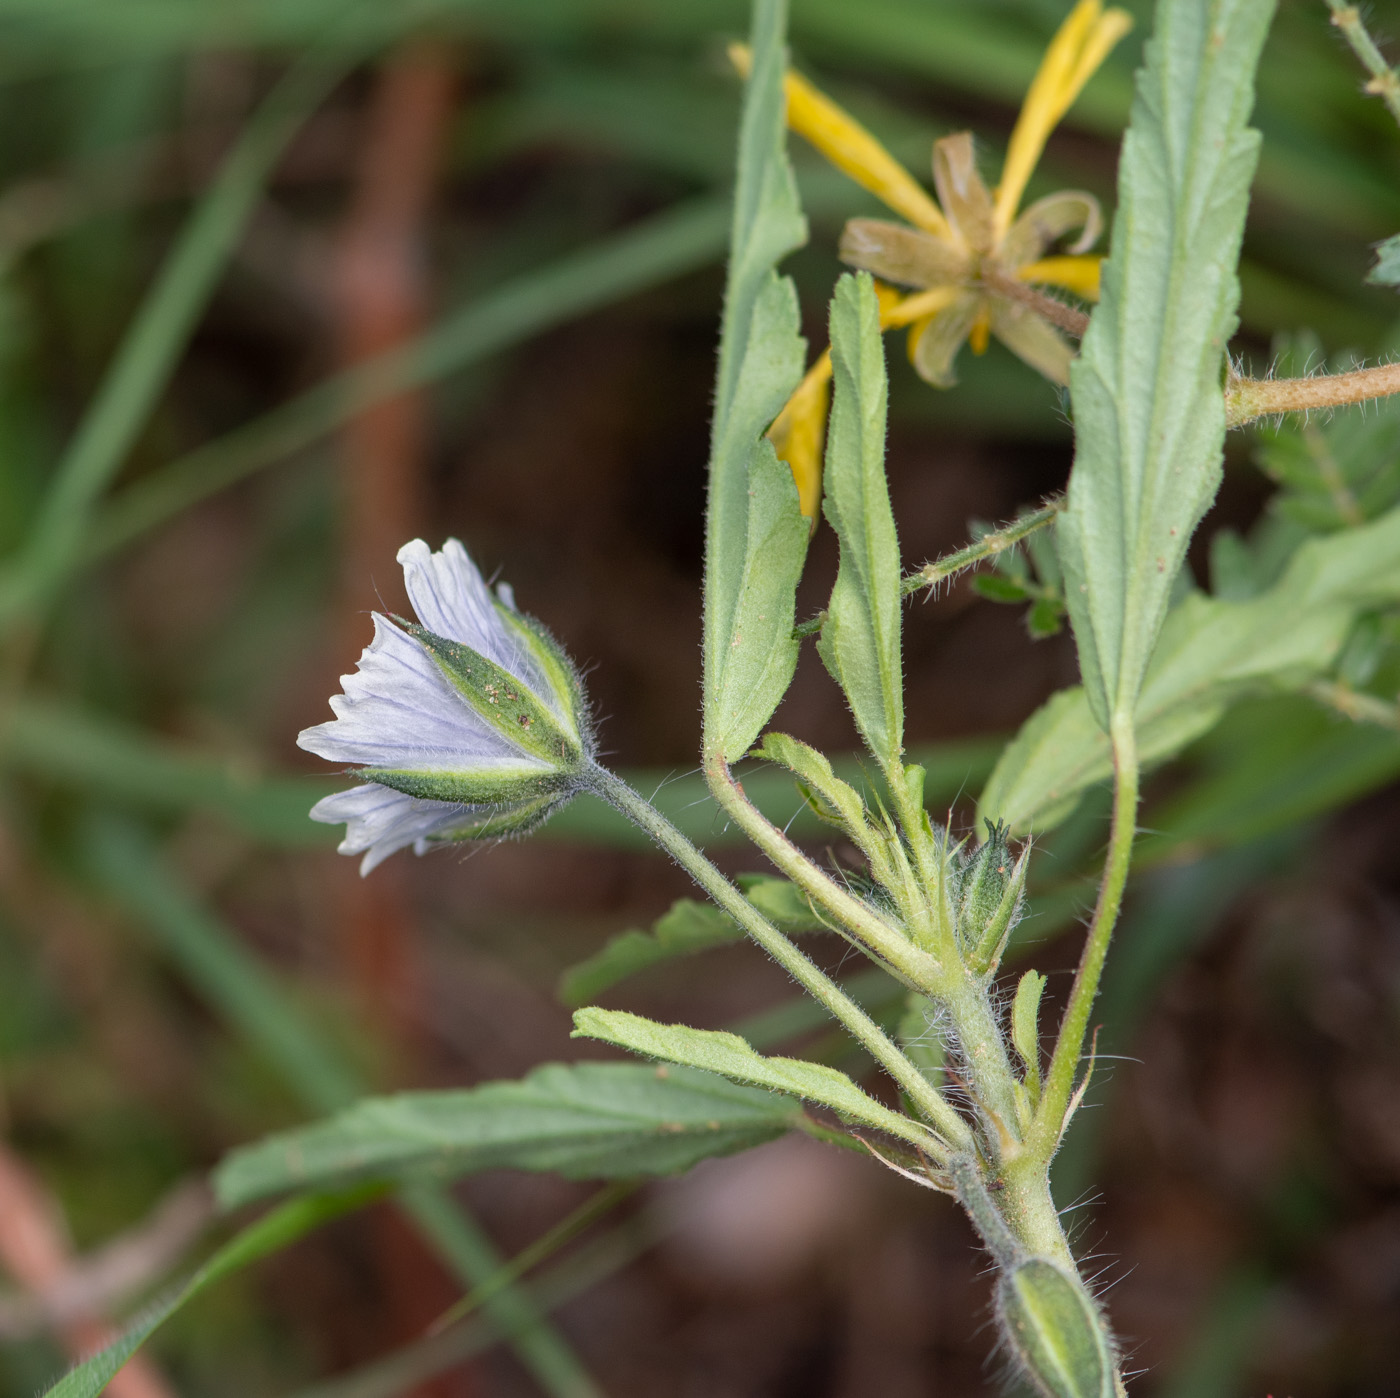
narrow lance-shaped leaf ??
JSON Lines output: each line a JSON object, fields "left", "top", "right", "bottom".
{"left": 216, "top": 1062, "right": 802, "bottom": 1210}
{"left": 574, "top": 1007, "right": 939, "bottom": 1153}
{"left": 703, "top": 0, "right": 811, "bottom": 762}
{"left": 1058, "top": 0, "right": 1275, "bottom": 731}
{"left": 817, "top": 272, "right": 904, "bottom": 774}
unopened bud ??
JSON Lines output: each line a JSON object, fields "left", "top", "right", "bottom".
{"left": 997, "top": 1258, "right": 1114, "bottom": 1398}
{"left": 957, "top": 820, "right": 1028, "bottom": 974}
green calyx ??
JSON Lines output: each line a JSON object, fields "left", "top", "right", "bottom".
{"left": 363, "top": 764, "right": 575, "bottom": 808}
{"left": 954, "top": 821, "right": 1028, "bottom": 975}
{"left": 401, "top": 618, "right": 588, "bottom": 770}
{"left": 997, "top": 1258, "right": 1115, "bottom": 1398}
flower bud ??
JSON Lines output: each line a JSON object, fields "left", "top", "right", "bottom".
{"left": 299, "top": 539, "right": 594, "bottom": 873}
{"left": 997, "top": 1258, "right": 1114, "bottom": 1398}
{"left": 956, "top": 820, "right": 1029, "bottom": 975}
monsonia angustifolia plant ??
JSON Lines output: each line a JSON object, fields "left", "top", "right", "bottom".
{"left": 45, "top": 1, "right": 1400, "bottom": 1395}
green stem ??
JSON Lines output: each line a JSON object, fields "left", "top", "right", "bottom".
{"left": 792, "top": 498, "right": 1063, "bottom": 640}
{"left": 1027, "top": 720, "right": 1139, "bottom": 1161}
{"left": 585, "top": 762, "right": 973, "bottom": 1155}
{"left": 1327, "top": 1, "right": 1400, "bottom": 127}
{"left": 704, "top": 757, "right": 947, "bottom": 992}
{"left": 905, "top": 498, "right": 1062, "bottom": 595}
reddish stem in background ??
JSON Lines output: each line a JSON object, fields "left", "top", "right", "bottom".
{"left": 0, "top": 1141, "right": 177, "bottom": 1398}
{"left": 330, "top": 44, "right": 465, "bottom": 1398}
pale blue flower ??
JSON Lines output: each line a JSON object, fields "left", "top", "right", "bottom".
{"left": 300, "top": 538, "right": 590, "bottom": 874}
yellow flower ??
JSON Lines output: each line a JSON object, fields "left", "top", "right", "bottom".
{"left": 739, "top": 0, "right": 1131, "bottom": 522}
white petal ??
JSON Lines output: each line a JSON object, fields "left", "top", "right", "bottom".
{"left": 397, "top": 539, "right": 555, "bottom": 707}
{"left": 310, "top": 783, "right": 484, "bottom": 876}
{"left": 297, "top": 613, "right": 546, "bottom": 772}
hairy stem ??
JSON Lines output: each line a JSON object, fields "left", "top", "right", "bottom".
{"left": 584, "top": 762, "right": 973, "bottom": 1154}
{"left": 792, "top": 498, "right": 1063, "bottom": 639}
{"left": 1327, "top": 1, "right": 1400, "bottom": 127}
{"left": 705, "top": 757, "right": 953, "bottom": 985}
{"left": 979, "top": 266, "right": 1090, "bottom": 337}
{"left": 1027, "top": 720, "right": 1139, "bottom": 1161}
{"left": 904, "top": 498, "right": 1063, "bottom": 596}
{"left": 1225, "top": 360, "right": 1400, "bottom": 427}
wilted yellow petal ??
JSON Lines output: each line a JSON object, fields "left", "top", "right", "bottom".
{"left": 1019, "top": 254, "right": 1102, "bottom": 300}
{"left": 730, "top": 43, "right": 953, "bottom": 240}
{"left": 768, "top": 351, "right": 833, "bottom": 524}
{"left": 992, "top": 2, "right": 1132, "bottom": 240}
{"left": 907, "top": 293, "right": 981, "bottom": 388}
{"left": 881, "top": 284, "right": 964, "bottom": 330}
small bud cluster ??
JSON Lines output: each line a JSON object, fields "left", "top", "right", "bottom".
{"left": 946, "top": 820, "right": 1030, "bottom": 976}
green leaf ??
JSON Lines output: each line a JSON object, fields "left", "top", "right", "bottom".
{"left": 558, "top": 899, "right": 741, "bottom": 1006}
{"left": 973, "top": 573, "right": 1032, "bottom": 604}
{"left": 707, "top": 442, "right": 812, "bottom": 761}
{"left": 755, "top": 731, "right": 871, "bottom": 837}
{"left": 42, "top": 1185, "right": 384, "bottom": 1398}
{"left": 817, "top": 272, "right": 905, "bottom": 773}
{"left": 1011, "top": 971, "right": 1046, "bottom": 1087}
{"left": 1058, "top": 0, "right": 1274, "bottom": 730}
{"left": 702, "top": 0, "right": 811, "bottom": 762}
{"left": 573, "top": 1007, "right": 935, "bottom": 1151}
{"left": 216, "top": 1063, "right": 800, "bottom": 1211}
{"left": 982, "top": 501, "right": 1400, "bottom": 831}
{"left": 1367, "top": 232, "right": 1400, "bottom": 288}
{"left": 738, "top": 875, "right": 826, "bottom": 932}
{"left": 557, "top": 878, "right": 825, "bottom": 1006}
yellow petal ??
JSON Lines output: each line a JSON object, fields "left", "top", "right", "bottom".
{"left": 1019, "top": 254, "right": 1102, "bottom": 300}
{"left": 992, "top": 2, "right": 1133, "bottom": 240}
{"left": 880, "top": 284, "right": 965, "bottom": 330}
{"left": 768, "top": 351, "right": 833, "bottom": 524}
{"left": 729, "top": 43, "right": 953, "bottom": 240}
{"left": 969, "top": 307, "right": 992, "bottom": 355}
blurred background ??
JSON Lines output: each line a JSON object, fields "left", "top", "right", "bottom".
{"left": 0, "top": 0, "right": 1398, "bottom": 1394}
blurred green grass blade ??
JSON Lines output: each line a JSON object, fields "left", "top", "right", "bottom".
{"left": 82, "top": 813, "right": 360, "bottom": 1112}
{"left": 287, "top": 1219, "right": 651, "bottom": 1398}
{"left": 1140, "top": 693, "right": 1400, "bottom": 852}
{"left": 1049, "top": 837, "right": 1292, "bottom": 1201}
{"left": 0, "top": 51, "right": 346, "bottom": 633}
{"left": 78, "top": 814, "right": 605, "bottom": 1398}
{"left": 0, "top": 691, "right": 999, "bottom": 849}
{"left": 392, "top": 1187, "right": 603, "bottom": 1398}
{"left": 42, "top": 1183, "right": 388, "bottom": 1398}
{"left": 88, "top": 195, "right": 731, "bottom": 564}
{"left": 3, "top": 696, "right": 338, "bottom": 844}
